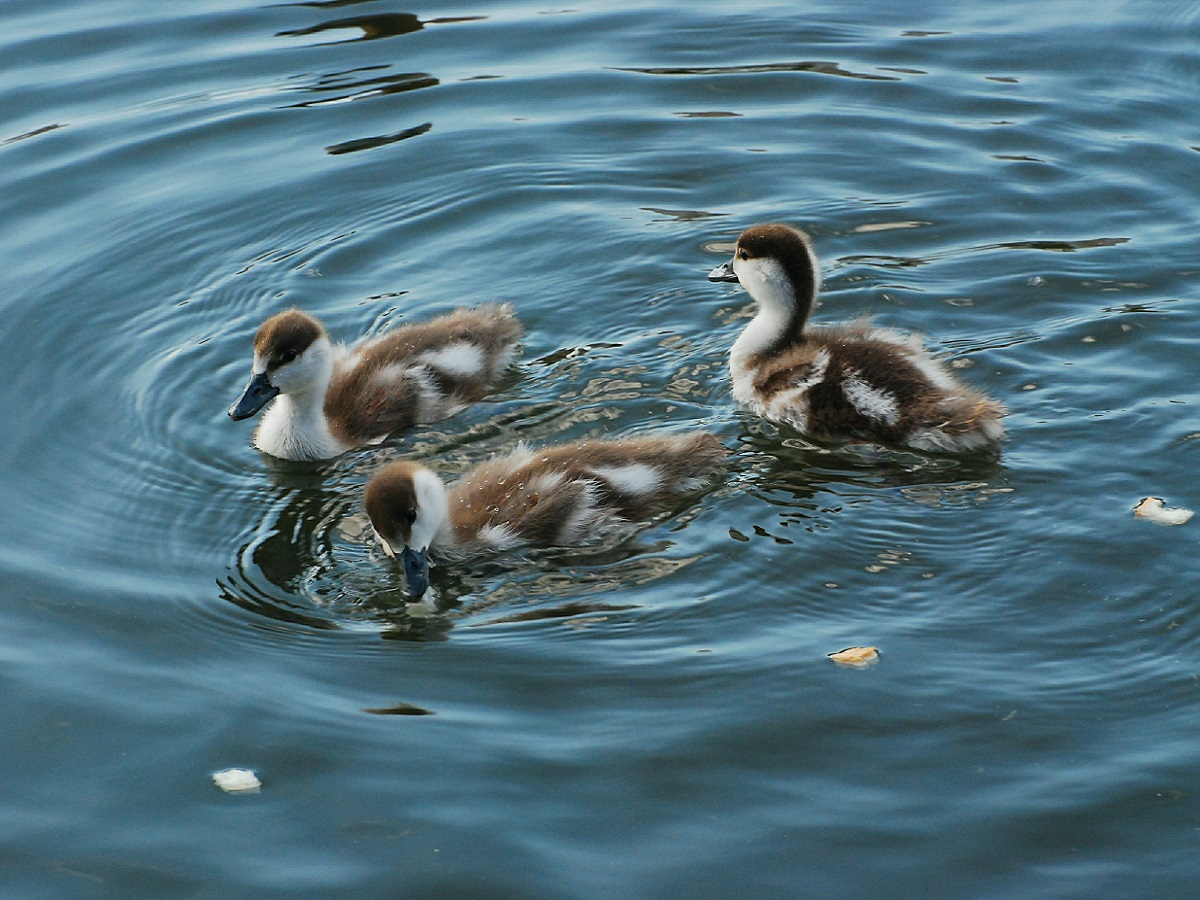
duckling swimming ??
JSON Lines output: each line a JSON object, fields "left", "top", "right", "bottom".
{"left": 365, "top": 432, "right": 726, "bottom": 599}
{"left": 708, "top": 224, "right": 1004, "bottom": 453}
{"left": 229, "top": 304, "right": 522, "bottom": 461}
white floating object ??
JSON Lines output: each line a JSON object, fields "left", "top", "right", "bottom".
{"left": 1133, "top": 497, "right": 1193, "bottom": 526}
{"left": 213, "top": 768, "right": 262, "bottom": 794}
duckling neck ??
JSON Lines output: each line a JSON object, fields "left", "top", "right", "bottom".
{"left": 255, "top": 390, "right": 341, "bottom": 460}
{"left": 731, "top": 287, "right": 810, "bottom": 369}
{"left": 253, "top": 345, "right": 344, "bottom": 460}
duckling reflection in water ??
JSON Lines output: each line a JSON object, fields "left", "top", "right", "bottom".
{"left": 708, "top": 224, "right": 1004, "bottom": 453}
{"left": 365, "top": 432, "right": 726, "bottom": 599}
{"left": 229, "top": 304, "right": 522, "bottom": 461}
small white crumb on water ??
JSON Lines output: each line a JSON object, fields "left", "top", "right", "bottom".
{"left": 1133, "top": 497, "right": 1193, "bottom": 526}
{"left": 213, "top": 768, "right": 261, "bottom": 794}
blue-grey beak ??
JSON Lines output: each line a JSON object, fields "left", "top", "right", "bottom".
{"left": 708, "top": 259, "right": 740, "bottom": 283}
{"left": 229, "top": 371, "right": 279, "bottom": 421}
{"left": 400, "top": 546, "right": 430, "bottom": 600}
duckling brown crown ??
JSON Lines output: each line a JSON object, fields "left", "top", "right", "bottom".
{"left": 364, "top": 461, "right": 423, "bottom": 545}
{"left": 736, "top": 223, "right": 819, "bottom": 299}
{"left": 253, "top": 310, "right": 326, "bottom": 370}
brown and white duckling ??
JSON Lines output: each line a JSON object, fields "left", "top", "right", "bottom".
{"left": 364, "top": 432, "right": 726, "bottom": 599}
{"left": 229, "top": 304, "right": 522, "bottom": 461}
{"left": 708, "top": 224, "right": 1004, "bottom": 453}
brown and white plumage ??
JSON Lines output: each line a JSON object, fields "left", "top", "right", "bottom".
{"left": 364, "top": 432, "right": 726, "bottom": 599}
{"left": 708, "top": 224, "right": 1004, "bottom": 453}
{"left": 228, "top": 304, "right": 522, "bottom": 460}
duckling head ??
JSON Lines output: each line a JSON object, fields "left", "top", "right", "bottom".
{"left": 364, "top": 461, "right": 450, "bottom": 600}
{"left": 708, "top": 223, "right": 821, "bottom": 335}
{"left": 229, "top": 310, "right": 332, "bottom": 420}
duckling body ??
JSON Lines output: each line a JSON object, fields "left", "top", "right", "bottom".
{"left": 365, "top": 432, "right": 726, "bottom": 598}
{"left": 229, "top": 304, "right": 522, "bottom": 461}
{"left": 708, "top": 224, "right": 1004, "bottom": 453}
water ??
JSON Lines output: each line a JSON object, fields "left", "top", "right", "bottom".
{"left": 2, "top": 0, "right": 1198, "bottom": 896}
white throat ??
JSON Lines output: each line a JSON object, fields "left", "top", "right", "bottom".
{"left": 252, "top": 338, "right": 345, "bottom": 460}
{"left": 410, "top": 467, "right": 452, "bottom": 552}
{"left": 730, "top": 257, "right": 808, "bottom": 367}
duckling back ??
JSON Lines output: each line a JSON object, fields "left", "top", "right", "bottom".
{"left": 324, "top": 303, "right": 523, "bottom": 448}
{"left": 446, "top": 432, "right": 726, "bottom": 552}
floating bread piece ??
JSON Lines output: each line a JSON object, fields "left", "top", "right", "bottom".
{"left": 828, "top": 646, "right": 880, "bottom": 667}
{"left": 1133, "top": 497, "right": 1193, "bottom": 526}
{"left": 212, "top": 768, "right": 262, "bottom": 794}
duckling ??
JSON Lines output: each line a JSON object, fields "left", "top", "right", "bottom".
{"left": 365, "top": 432, "right": 726, "bottom": 599}
{"left": 708, "top": 224, "right": 1004, "bottom": 452}
{"left": 229, "top": 304, "right": 522, "bottom": 461}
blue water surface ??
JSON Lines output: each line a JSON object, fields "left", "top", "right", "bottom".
{"left": 1, "top": 0, "right": 1198, "bottom": 896}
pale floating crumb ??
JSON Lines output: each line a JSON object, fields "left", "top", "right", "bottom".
{"left": 828, "top": 646, "right": 880, "bottom": 667}
{"left": 1133, "top": 497, "right": 1193, "bottom": 526}
{"left": 1022, "top": 383, "right": 1037, "bottom": 391}
{"left": 213, "top": 768, "right": 262, "bottom": 794}
{"left": 864, "top": 564, "right": 888, "bottom": 573}
{"left": 1082, "top": 335, "right": 1096, "bottom": 343}
{"left": 950, "top": 358, "right": 972, "bottom": 369}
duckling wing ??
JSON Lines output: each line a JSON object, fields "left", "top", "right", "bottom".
{"left": 361, "top": 304, "right": 521, "bottom": 400}
{"left": 324, "top": 362, "right": 424, "bottom": 446}
{"left": 448, "top": 455, "right": 604, "bottom": 551}
{"left": 445, "top": 433, "right": 724, "bottom": 552}
{"left": 325, "top": 305, "right": 523, "bottom": 444}
{"left": 815, "top": 337, "right": 1004, "bottom": 448}
{"left": 547, "top": 433, "right": 726, "bottom": 518}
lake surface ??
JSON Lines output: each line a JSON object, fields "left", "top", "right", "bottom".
{"left": 2, "top": 0, "right": 1198, "bottom": 896}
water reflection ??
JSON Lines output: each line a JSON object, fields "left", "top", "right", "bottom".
{"left": 641, "top": 207, "right": 729, "bottom": 222}
{"left": 362, "top": 702, "right": 434, "bottom": 715}
{"left": 218, "top": 472, "right": 351, "bottom": 630}
{"left": 470, "top": 601, "right": 640, "bottom": 627}
{"left": 276, "top": 9, "right": 484, "bottom": 155}
{"left": 326, "top": 121, "right": 432, "bottom": 155}
{"left": 3, "top": 123, "right": 63, "bottom": 145}
{"left": 285, "top": 68, "right": 439, "bottom": 109}
{"left": 277, "top": 12, "right": 485, "bottom": 44}
{"left": 616, "top": 61, "right": 900, "bottom": 81}
{"left": 730, "top": 427, "right": 1007, "bottom": 537}
{"left": 281, "top": 0, "right": 386, "bottom": 8}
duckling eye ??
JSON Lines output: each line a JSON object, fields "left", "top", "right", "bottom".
{"left": 738, "top": 249, "right": 749, "bottom": 260}
{"left": 280, "top": 349, "right": 298, "bottom": 365}
{"left": 403, "top": 508, "right": 417, "bottom": 526}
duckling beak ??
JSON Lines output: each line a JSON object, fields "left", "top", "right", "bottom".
{"left": 399, "top": 546, "right": 430, "bottom": 601}
{"left": 708, "top": 259, "right": 740, "bottom": 284}
{"left": 228, "top": 371, "right": 279, "bottom": 420}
